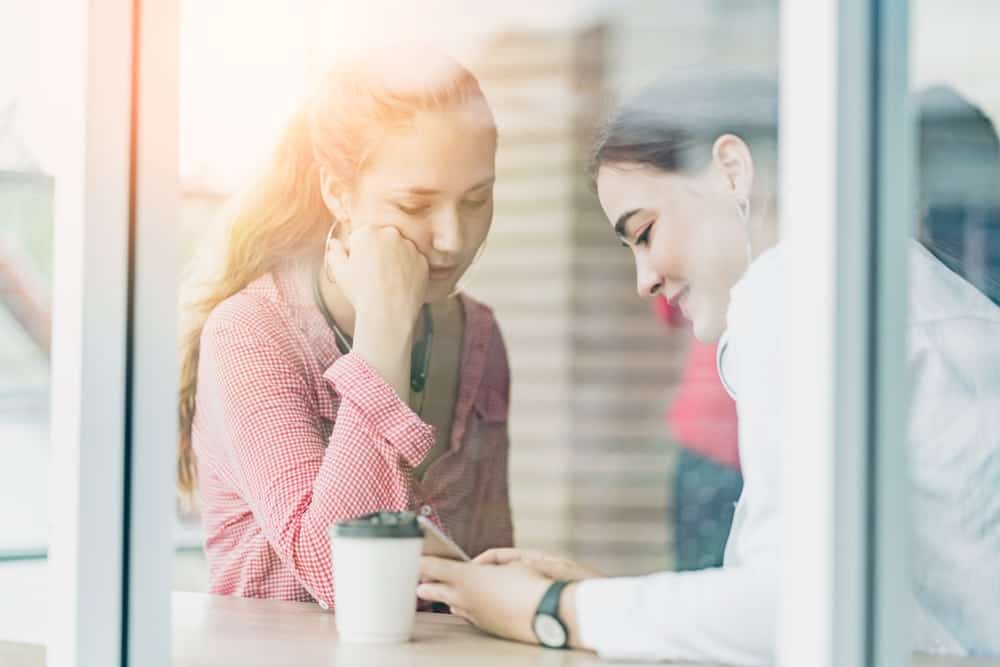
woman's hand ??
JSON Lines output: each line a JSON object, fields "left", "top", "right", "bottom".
{"left": 473, "top": 548, "right": 606, "bottom": 581}
{"left": 325, "top": 225, "right": 429, "bottom": 398}
{"left": 417, "top": 558, "right": 553, "bottom": 645}
{"left": 326, "top": 225, "right": 429, "bottom": 327}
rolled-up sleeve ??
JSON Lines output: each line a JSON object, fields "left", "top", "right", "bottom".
{"left": 323, "top": 351, "right": 435, "bottom": 467}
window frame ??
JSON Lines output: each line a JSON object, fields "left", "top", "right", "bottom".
{"left": 779, "top": 0, "right": 911, "bottom": 665}
{"left": 46, "top": 0, "right": 178, "bottom": 664}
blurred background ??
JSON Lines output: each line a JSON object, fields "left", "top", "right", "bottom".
{"left": 2, "top": 0, "right": 998, "bottom": 638}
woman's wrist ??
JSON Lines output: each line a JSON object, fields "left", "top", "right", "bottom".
{"left": 352, "top": 320, "right": 413, "bottom": 399}
{"left": 559, "top": 581, "right": 584, "bottom": 650}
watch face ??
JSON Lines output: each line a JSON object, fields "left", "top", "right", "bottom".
{"left": 533, "top": 614, "right": 567, "bottom": 648}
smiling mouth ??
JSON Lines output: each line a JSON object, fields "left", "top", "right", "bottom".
{"left": 667, "top": 285, "right": 690, "bottom": 308}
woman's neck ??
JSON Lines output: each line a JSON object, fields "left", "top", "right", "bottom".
{"left": 317, "top": 271, "right": 357, "bottom": 338}
{"left": 750, "top": 202, "right": 780, "bottom": 261}
{"left": 315, "top": 268, "right": 451, "bottom": 341}
{"left": 314, "top": 270, "right": 459, "bottom": 338}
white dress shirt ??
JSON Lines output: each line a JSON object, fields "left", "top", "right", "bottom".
{"left": 574, "top": 241, "right": 1000, "bottom": 664}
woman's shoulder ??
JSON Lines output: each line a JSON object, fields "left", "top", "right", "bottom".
{"left": 720, "top": 245, "right": 785, "bottom": 398}
{"left": 726, "top": 244, "right": 786, "bottom": 338}
{"left": 458, "top": 293, "right": 510, "bottom": 382}
{"left": 459, "top": 293, "right": 506, "bottom": 350}
{"left": 731, "top": 244, "right": 785, "bottom": 304}
{"left": 202, "top": 272, "right": 297, "bottom": 345}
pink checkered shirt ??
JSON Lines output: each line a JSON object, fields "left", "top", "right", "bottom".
{"left": 191, "top": 266, "right": 514, "bottom": 608}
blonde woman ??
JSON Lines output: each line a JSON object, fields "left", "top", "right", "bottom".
{"left": 178, "top": 51, "right": 513, "bottom": 609}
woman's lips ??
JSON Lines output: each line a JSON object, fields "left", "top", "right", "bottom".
{"left": 429, "top": 266, "right": 457, "bottom": 281}
{"left": 678, "top": 287, "right": 691, "bottom": 314}
{"left": 667, "top": 285, "right": 690, "bottom": 308}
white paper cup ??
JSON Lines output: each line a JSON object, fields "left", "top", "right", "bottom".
{"left": 330, "top": 511, "right": 424, "bottom": 644}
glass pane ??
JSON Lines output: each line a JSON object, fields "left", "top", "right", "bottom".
{"left": 0, "top": 0, "right": 52, "bottom": 645}
{"left": 906, "top": 1, "right": 1000, "bottom": 656}
{"left": 176, "top": 0, "right": 779, "bottom": 573}
{"left": 174, "top": 1, "right": 784, "bottom": 663}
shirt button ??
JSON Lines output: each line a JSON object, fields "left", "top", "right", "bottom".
{"left": 319, "top": 601, "right": 329, "bottom": 610}
{"left": 420, "top": 505, "right": 433, "bottom": 517}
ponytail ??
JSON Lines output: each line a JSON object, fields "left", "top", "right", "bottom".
{"left": 177, "top": 105, "right": 329, "bottom": 498}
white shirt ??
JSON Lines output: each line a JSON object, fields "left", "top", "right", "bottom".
{"left": 574, "top": 241, "right": 1000, "bottom": 665}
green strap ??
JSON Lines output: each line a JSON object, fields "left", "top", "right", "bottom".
{"left": 536, "top": 580, "right": 571, "bottom": 624}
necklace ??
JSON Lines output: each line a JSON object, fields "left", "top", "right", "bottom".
{"left": 312, "top": 274, "right": 433, "bottom": 401}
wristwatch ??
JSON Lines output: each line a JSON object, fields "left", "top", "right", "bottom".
{"left": 533, "top": 580, "right": 571, "bottom": 649}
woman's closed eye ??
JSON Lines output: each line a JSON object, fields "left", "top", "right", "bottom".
{"left": 461, "top": 186, "right": 493, "bottom": 210}
{"left": 461, "top": 196, "right": 490, "bottom": 209}
{"left": 635, "top": 221, "right": 655, "bottom": 247}
{"left": 395, "top": 201, "right": 430, "bottom": 216}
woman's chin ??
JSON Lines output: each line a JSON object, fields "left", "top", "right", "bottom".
{"left": 690, "top": 309, "right": 727, "bottom": 343}
{"left": 424, "top": 282, "right": 458, "bottom": 303}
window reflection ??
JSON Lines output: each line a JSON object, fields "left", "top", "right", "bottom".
{"left": 1, "top": 0, "right": 54, "bottom": 645}
{"left": 907, "top": 1, "right": 1000, "bottom": 653}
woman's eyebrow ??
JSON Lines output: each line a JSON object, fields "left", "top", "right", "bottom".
{"left": 394, "top": 187, "right": 440, "bottom": 196}
{"left": 464, "top": 176, "right": 496, "bottom": 193}
{"left": 392, "top": 176, "right": 495, "bottom": 197}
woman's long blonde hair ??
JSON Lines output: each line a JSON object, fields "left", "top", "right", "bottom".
{"left": 178, "top": 51, "right": 493, "bottom": 497}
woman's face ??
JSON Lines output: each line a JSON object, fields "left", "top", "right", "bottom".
{"left": 595, "top": 142, "right": 753, "bottom": 342}
{"left": 334, "top": 101, "right": 497, "bottom": 303}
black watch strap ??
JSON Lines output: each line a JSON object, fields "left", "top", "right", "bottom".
{"left": 537, "top": 580, "right": 570, "bottom": 618}
{"left": 535, "top": 580, "right": 571, "bottom": 647}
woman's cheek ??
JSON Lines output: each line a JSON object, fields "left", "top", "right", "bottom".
{"left": 388, "top": 214, "right": 435, "bottom": 253}
{"left": 649, "top": 244, "right": 681, "bottom": 280}
{"left": 468, "top": 211, "right": 493, "bottom": 249}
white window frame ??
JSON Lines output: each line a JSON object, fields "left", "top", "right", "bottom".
{"left": 47, "top": 0, "right": 178, "bottom": 664}
{"left": 780, "top": 1, "right": 911, "bottom": 666}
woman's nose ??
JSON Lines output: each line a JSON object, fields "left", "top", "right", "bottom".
{"left": 636, "top": 259, "right": 664, "bottom": 298}
{"left": 431, "top": 210, "right": 463, "bottom": 255}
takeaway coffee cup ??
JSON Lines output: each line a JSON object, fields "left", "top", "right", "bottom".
{"left": 329, "top": 511, "right": 424, "bottom": 643}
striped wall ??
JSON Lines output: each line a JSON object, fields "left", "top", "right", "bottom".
{"left": 465, "top": 25, "right": 686, "bottom": 576}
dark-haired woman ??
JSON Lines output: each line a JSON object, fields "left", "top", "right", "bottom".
{"left": 418, "top": 75, "right": 1000, "bottom": 664}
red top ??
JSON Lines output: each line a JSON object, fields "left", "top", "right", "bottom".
{"left": 654, "top": 296, "right": 740, "bottom": 470}
{"left": 192, "top": 266, "right": 514, "bottom": 608}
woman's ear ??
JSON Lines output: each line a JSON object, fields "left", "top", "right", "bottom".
{"left": 319, "top": 166, "right": 350, "bottom": 223}
{"left": 711, "top": 134, "right": 755, "bottom": 199}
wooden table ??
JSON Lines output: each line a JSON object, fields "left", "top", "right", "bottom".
{"left": 171, "top": 592, "right": 631, "bottom": 666}
{"left": 3, "top": 592, "right": 999, "bottom": 666}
